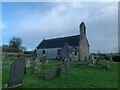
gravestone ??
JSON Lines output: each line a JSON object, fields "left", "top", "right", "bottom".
{"left": 33, "top": 60, "right": 42, "bottom": 75}
{"left": 103, "top": 60, "right": 110, "bottom": 70}
{"left": 42, "top": 54, "right": 47, "bottom": 64}
{"left": 7, "top": 58, "right": 25, "bottom": 88}
{"left": 95, "top": 56, "right": 99, "bottom": 64}
{"left": 44, "top": 70, "right": 53, "bottom": 80}
{"left": 55, "top": 67, "right": 61, "bottom": 78}
{"left": 92, "top": 58, "right": 95, "bottom": 64}
{"left": 25, "top": 58, "right": 31, "bottom": 68}
{"left": 64, "top": 58, "right": 71, "bottom": 75}
{"left": 110, "top": 57, "right": 113, "bottom": 61}
{"left": 88, "top": 55, "right": 93, "bottom": 66}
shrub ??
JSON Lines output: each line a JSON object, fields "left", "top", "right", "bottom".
{"left": 112, "top": 55, "right": 120, "bottom": 62}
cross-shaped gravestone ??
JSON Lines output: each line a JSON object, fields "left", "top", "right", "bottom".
{"left": 7, "top": 58, "right": 25, "bottom": 88}
{"left": 55, "top": 67, "right": 61, "bottom": 78}
{"left": 44, "top": 70, "right": 53, "bottom": 80}
{"left": 64, "top": 58, "right": 71, "bottom": 75}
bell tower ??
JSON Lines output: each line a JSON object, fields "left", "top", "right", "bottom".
{"left": 79, "top": 21, "right": 90, "bottom": 60}
{"left": 80, "top": 22, "right": 86, "bottom": 39}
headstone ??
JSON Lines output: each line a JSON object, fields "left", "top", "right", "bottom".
{"left": 93, "top": 57, "right": 96, "bottom": 64}
{"left": 44, "top": 70, "right": 53, "bottom": 80}
{"left": 55, "top": 67, "right": 61, "bottom": 78}
{"left": 110, "top": 57, "right": 113, "bottom": 61}
{"left": 42, "top": 54, "right": 47, "bottom": 64}
{"left": 106, "top": 61, "right": 110, "bottom": 69}
{"left": 33, "top": 60, "right": 42, "bottom": 75}
{"left": 7, "top": 58, "right": 25, "bottom": 88}
{"left": 88, "top": 55, "right": 92, "bottom": 66}
{"left": 104, "top": 60, "right": 110, "bottom": 70}
{"left": 25, "top": 58, "right": 31, "bottom": 68}
{"left": 96, "top": 56, "right": 99, "bottom": 64}
{"left": 64, "top": 58, "right": 71, "bottom": 75}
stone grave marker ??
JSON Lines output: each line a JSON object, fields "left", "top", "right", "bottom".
{"left": 110, "top": 57, "right": 113, "bottom": 61}
{"left": 44, "top": 70, "right": 53, "bottom": 80}
{"left": 42, "top": 54, "right": 47, "bottom": 64}
{"left": 25, "top": 58, "right": 31, "bottom": 68}
{"left": 64, "top": 58, "right": 71, "bottom": 75}
{"left": 91, "top": 55, "right": 95, "bottom": 67}
{"left": 95, "top": 56, "right": 99, "bottom": 64}
{"left": 33, "top": 60, "right": 42, "bottom": 75}
{"left": 103, "top": 60, "right": 110, "bottom": 70}
{"left": 88, "top": 55, "right": 93, "bottom": 66}
{"left": 92, "top": 59, "right": 95, "bottom": 64}
{"left": 55, "top": 67, "right": 61, "bottom": 78}
{"left": 7, "top": 58, "right": 25, "bottom": 88}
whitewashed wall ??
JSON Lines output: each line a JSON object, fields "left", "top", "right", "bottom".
{"left": 36, "top": 48, "right": 61, "bottom": 59}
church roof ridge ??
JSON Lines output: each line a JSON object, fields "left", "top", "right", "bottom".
{"left": 36, "top": 34, "right": 80, "bottom": 49}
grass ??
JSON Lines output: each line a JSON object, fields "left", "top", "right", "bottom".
{"left": 2, "top": 55, "right": 119, "bottom": 88}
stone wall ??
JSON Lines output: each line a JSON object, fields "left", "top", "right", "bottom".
{"left": 79, "top": 36, "right": 90, "bottom": 60}
{"left": 36, "top": 48, "right": 61, "bottom": 59}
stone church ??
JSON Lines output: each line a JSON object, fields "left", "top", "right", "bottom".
{"left": 36, "top": 22, "right": 90, "bottom": 60}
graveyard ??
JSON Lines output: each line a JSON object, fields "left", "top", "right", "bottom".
{"left": 2, "top": 54, "right": 119, "bottom": 88}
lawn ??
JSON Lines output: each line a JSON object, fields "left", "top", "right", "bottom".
{"left": 2, "top": 55, "right": 119, "bottom": 88}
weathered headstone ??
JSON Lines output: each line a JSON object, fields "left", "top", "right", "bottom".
{"left": 110, "top": 57, "right": 113, "bottom": 61}
{"left": 88, "top": 55, "right": 92, "bottom": 66}
{"left": 7, "top": 58, "right": 25, "bottom": 88}
{"left": 104, "top": 60, "right": 110, "bottom": 70}
{"left": 95, "top": 56, "right": 99, "bottom": 64}
{"left": 33, "top": 60, "right": 42, "bottom": 75}
{"left": 44, "top": 70, "right": 53, "bottom": 80}
{"left": 55, "top": 67, "right": 61, "bottom": 78}
{"left": 25, "top": 58, "right": 31, "bottom": 68}
{"left": 64, "top": 58, "right": 71, "bottom": 75}
{"left": 92, "top": 58, "right": 95, "bottom": 64}
{"left": 42, "top": 54, "right": 47, "bottom": 64}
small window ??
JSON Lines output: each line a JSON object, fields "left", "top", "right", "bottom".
{"left": 42, "top": 50, "right": 45, "bottom": 54}
{"left": 75, "top": 51, "right": 77, "bottom": 55}
{"left": 84, "top": 26, "right": 86, "bottom": 34}
{"left": 57, "top": 49, "right": 61, "bottom": 55}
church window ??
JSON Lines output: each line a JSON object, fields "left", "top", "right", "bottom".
{"left": 84, "top": 26, "right": 86, "bottom": 34}
{"left": 42, "top": 50, "right": 45, "bottom": 54}
{"left": 75, "top": 51, "right": 77, "bottom": 55}
{"left": 57, "top": 49, "right": 61, "bottom": 55}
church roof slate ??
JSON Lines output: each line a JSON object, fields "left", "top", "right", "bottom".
{"left": 36, "top": 35, "right": 80, "bottom": 49}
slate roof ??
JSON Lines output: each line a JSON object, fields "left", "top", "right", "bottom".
{"left": 36, "top": 35, "right": 80, "bottom": 49}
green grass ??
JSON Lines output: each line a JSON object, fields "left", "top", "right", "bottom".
{"left": 2, "top": 55, "right": 119, "bottom": 88}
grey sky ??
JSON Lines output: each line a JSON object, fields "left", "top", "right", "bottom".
{"left": 2, "top": 2, "right": 118, "bottom": 53}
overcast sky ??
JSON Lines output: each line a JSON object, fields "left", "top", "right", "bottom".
{"left": 1, "top": 2, "right": 118, "bottom": 53}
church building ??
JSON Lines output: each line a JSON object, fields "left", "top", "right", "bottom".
{"left": 36, "top": 22, "right": 90, "bottom": 60}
